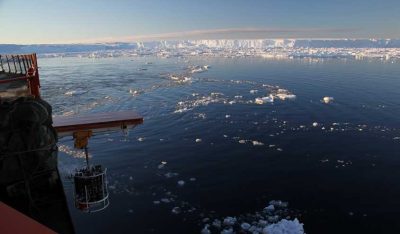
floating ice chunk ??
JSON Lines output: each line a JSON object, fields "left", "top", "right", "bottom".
{"left": 153, "top": 201, "right": 160, "bottom": 205}
{"left": 276, "top": 148, "right": 283, "bottom": 151}
{"left": 65, "top": 90, "right": 87, "bottom": 96}
{"left": 238, "top": 140, "right": 246, "bottom": 144}
{"left": 262, "top": 218, "right": 304, "bottom": 234}
{"left": 129, "top": 176, "right": 133, "bottom": 181}
{"left": 223, "top": 216, "right": 237, "bottom": 226}
{"left": 252, "top": 141, "right": 264, "bottom": 146}
{"left": 241, "top": 223, "right": 251, "bottom": 230}
{"left": 137, "top": 137, "right": 145, "bottom": 142}
{"left": 312, "top": 122, "right": 319, "bottom": 127}
{"left": 161, "top": 198, "right": 170, "bottom": 203}
{"left": 171, "top": 207, "right": 181, "bottom": 214}
{"left": 189, "top": 177, "right": 196, "bottom": 181}
{"left": 322, "top": 96, "right": 334, "bottom": 104}
{"left": 221, "top": 228, "right": 234, "bottom": 234}
{"left": 269, "top": 200, "right": 288, "bottom": 208}
{"left": 265, "top": 204, "right": 275, "bottom": 212}
{"left": 164, "top": 172, "right": 179, "bottom": 178}
{"left": 177, "top": 180, "right": 185, "bottom": 186}
{"left": 276, "top": 93, "right": 296, "bottom": 100}
{"left": 394, "top": 137, "right": 400, "bottom": 140}
{"left": 129, "top": 89, "right": 142, "bottom": 96}
{"left": 255, "top": 95, "right": 274, "bottom": 104}
{"left": 201, "top": 224, "right": 211, "bottom": 234}
{"left": 212, "top": 219, "right": 222, "bottom": 228}
{"left": 269, "top": 144, "right": 276, "bottom": 148}
{"left": 225, "top": 114, "right": 231, "bottom": 118}
{"left": 250, "top": 89, "right": 258, "bottom": 94}
{"left": 158, "top": 162, "right": 167, "bottom": 169}
{"left": 196, "top": 138, "right": 202, "bottom": 143}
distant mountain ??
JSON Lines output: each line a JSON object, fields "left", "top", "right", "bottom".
{"left": 1, "top": 39, "right": 400, "bottom": 54}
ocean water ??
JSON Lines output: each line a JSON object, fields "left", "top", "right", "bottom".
{"left": 39, "top": 56, "right": 400, "bottom": 234}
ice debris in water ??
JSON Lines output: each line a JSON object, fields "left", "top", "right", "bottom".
{"left": 64, "top": 89, "right": 87, "bottom": 96}
{"left": 322, "top": 96, "right": 334, "bottom": 104}
{"left": 265, "top": 205, "right": 275, "bottom": 212}
{"left": 171, "top": 207, "right": 181, "bottom": 214}
{"left": 164, "top": 172, "right": 179, "bottom": 178}
{"left": 189, "top": 177, "right": 196, "bottom": 181}
{"left": 201, "top": 200, "right": 303, "bottom": 234}
{"left": 223, "top": 217, "right": 237, "bottom": 226}
{"left": 263, "top": 218, "right": 304, "bottom": 234}
{"left": 312, "top": 122, "right": 319, "bottom": 127}
{"left": 241, "top": 223, "right": 251, "bottom": 230}
{"left": 169, "top": 74, "right": 192, "bottom": 83}
{"left": 137, "top": 137, "right": 145, "bottom": 142}
{"left": 255, "top": 95, "right": 274, "bottom": 104}
{"left": 177, "top": 180, "right": 185, "bottom": 186}
{"left": 252, "top": 141, "right": 264, "bottom": 146}
{"left": 201, "top": 224, "right": 211, "bottom": 234}
{"left": 196, "top": 138, "right": 202, "bottom": 143}
{"left": 250, "top": 89, "right": 258, "bottom": 94}
{"left": 274, "top": 89, "right": 296, "bottom": 100}
{"left": 189, "top": 65, "right": 209, "bottom": 73}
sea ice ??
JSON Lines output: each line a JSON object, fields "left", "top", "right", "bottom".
{"left": 262, "top": 218, "right": 304, "bottom": 234}
{"left": 164, "top": 172, "right": 179, "bottom": 178}
{"left": 322, "top": 96, "right": 334, "bottom": 104}
{"left": 161, "top": 198, "right": 170, "bottom": 203}
{"left": 252, "top": 141, "right": 264, "bottom": 146}
{"left": 241, "top": 222, "right": 251, "bottom": 230}
{"left": 177, "top": 180, "right": 185, "bottom": 186}
{"left": 196, "top": 138, "right": 202, "bottom": 143}
{"left": 223, "top": 216, "right": 237, "bottom": 226}
{"left": 255, "top": 95, "right": 274, "bottom": 104}
{"left": 221, "top": 228, "right": 234, "bottom": 234}
{"left": 171, "top": 207, "right": 182, "bottom": 214}
{"left": 201, "top": 224, "right": 211, "bottom": 234}
{"left": 265, "top": 204, "right": 275, "bottom": 212}
{"left": 312, "top": 122, "right": 319, "bottom": 127}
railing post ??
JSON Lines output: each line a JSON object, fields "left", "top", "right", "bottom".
{"left": 17, "top": 55, "right": 23, "bottom": 74}
{"left": 0, "top": 55, "right": 3, "bottom": 72}
{"left": 21, "top": 55, "right": 27, "bottom": 74}
{"left": 6, "top": 55, "right": 11, "bottom": 73}
{"left": 12, "top": 55, "right": 17, "bottom": 73}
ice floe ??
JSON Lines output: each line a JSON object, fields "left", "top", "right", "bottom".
{"left": 177, "top": 180, "right": 185, "bottom": 186}
{"left": 255, "top": 95, "right": 274, "bottom": 104}
{"left": 200, "top": 200, "right": 303, "bottom": 234}
{"left": 252, "top": 141, "right": 264, "bottom": 146}
{"left": 322, "top": 96, "right": 334, "bottom": 104}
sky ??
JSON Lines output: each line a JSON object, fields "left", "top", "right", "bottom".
{"left": 0, "top": 0, "right": 399, "bottom": 44}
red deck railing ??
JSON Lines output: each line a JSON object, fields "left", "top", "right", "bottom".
{"left": 0, "top": 54, "right": 41, "bottom": 97}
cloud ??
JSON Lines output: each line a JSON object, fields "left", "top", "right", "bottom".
{"left": 63, "top": 27, "right": 361, "bottom": 44}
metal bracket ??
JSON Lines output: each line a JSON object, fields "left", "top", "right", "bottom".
{"left": 73, "top": 130, "right": 93, "bottom": 149}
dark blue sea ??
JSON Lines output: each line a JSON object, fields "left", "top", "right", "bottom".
{"left": 39, "top": 56, "right": 400, "bottom": 234}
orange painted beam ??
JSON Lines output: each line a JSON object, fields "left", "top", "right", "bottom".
{"left": 0, "top": 202, "right": 56, "bottom": 234}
